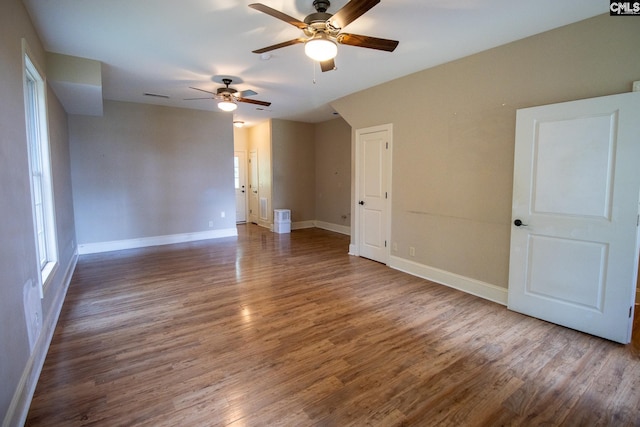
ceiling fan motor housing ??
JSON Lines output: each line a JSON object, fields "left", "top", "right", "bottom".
{"left": 217, "top": 87, "right": 237, "bottom": 96}
{"left": 218, "top": 78, "right": 237, "bottom": 96}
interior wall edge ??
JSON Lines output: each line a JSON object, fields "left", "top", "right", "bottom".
{"left": 77, "top": 228, "right": 238, "bottom": 255}
{"left": 390, "top": 255, "right": 509, "bottom": 306}
{"left": 314, "top": 220, "right": 350, "bottom": 236}
{"left": 2, "top": 252, "right": 78, "bottom": 427}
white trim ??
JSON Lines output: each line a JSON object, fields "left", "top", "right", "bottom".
{"left": 78, "top": 228, "right": 238, "bottom": 255}
{"left": 314, "top": 221, "right": 350, "bottom": 236}
{"left": 390, "top": 255, "right": 508, "bottom": 306}
{"left": 267, "top": 221, "right": 350, "bottom": 235}
{"left": 3, "top": 251, "right": 78, "bottom": 427}
{"left": 291, "top": 220, "right": 315, "bottom": 230}
{"left": 234, "top": 150, "right": 248, "bottom": 224}
{"left": 22, "top": 39, "right": 58, "bottom": 297}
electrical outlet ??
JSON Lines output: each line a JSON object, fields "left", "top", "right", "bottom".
{"left": 633, "top": 81, "right": 640, "bottom": 92}
{"left": 220, "top": 211, "right": 225, "bottom": 218}
{"left": 409, "top": 247, "right": 415, "bottom": 257}
{"left": 392, "top": 242, "right": 398, "bottom": 251}
{"left": 208, "top": 221, "right": 213, "bottom": 227}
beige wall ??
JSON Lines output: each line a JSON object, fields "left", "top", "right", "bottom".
{"left": 233, "top": 126, "right": 250, "bottom": 152}
{"left": 238, "top": 117, "right": 352, "bottom": 230}
{"left": 70, "top": 101, "right": 236, "bottom": 245}
{"left": 0, "top": 0, "right": 77, "bottom": 422}
{"left": 272, "top": 119, "right": 316, "bottom": 222}
{"left": 332, "top": 14, "right": 640, "bottom": 288}
{"left": 315, "top": 117, "right": 351, "bottom": 227}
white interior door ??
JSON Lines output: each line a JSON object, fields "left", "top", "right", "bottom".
{"left": 508, "top": 92, "right": 640, "bottom": 344}
{"left": 234, "top": 151, "right": 247, "bottom": 223}
{"left": 356, "top": 124, "right": 391, "bottom": 264}
{"left": 248, "top": 149, "right": 259, "bottom": 224}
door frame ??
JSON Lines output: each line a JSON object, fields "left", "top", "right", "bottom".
{"left": 248, "top": 149, "right": 259, "bottom": 224}
{"left": 353, "top": 123, "right": 393, "bottom": 264}
{"left": 234, "top": 150, "right": 248, "bottom": 223}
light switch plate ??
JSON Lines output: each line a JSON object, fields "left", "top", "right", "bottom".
{"left": 633, "top": 81, "right": 640, "bottom": 92}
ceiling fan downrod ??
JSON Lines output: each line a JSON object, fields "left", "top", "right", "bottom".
{"left": 313, "top": 0, "right": 330, "bottom": 13}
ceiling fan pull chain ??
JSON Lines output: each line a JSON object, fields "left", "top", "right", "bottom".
{"left": 312, "top": 59, "right": 317, "bottom": 84}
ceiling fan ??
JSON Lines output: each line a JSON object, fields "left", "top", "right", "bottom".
{"left": 249, "top": 0, "right": 399, "bottom": 72}
{"left": 185, "top": 78, "right": 271, "bottom": 112}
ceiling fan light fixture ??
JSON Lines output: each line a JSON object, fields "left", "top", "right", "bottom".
{"left": 218, "top": 100, "right": 237, "bottom": 112}
{"left": 233, "top": 120, "right": 245, "bottom": 128}
{"left": 305, "top": 34, "right": 337, "bottom": 62}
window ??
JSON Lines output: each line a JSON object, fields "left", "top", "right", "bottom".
{"left": 234, "top": 156, "right": 240, "bottom": 189}
{"left": 24, "top": 47, "right": 58, "bottom": 291}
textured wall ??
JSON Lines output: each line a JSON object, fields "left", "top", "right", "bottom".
{"left": 271, "top": 119, "right": 316, "bottom": 223}
{"left": 0, "top": 0, "right": 77, "bottom": 422}
{"left": 69, "top": 101, "right": 236, "bottom": 245}
{"left": 333, "top": 15, "right": 640, "bottom": 288}
{"left": 315, "top": 118, "right": 351, "bottom": 227}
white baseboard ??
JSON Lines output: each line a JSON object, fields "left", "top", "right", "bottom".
{"left": 78, "top": 228, "right": 238, "bottom": 255}
{"left": 3, "top": 251, "right": 78, "bottom": 427}
{"left": 267, "top": 220, "right": 351, "bottom": 236}
{"left": 313, "top": 221, "right": 350, "bottom": 236}
{"left": 389, "top": 255, "right": 508, "bottom": 306}
{"left": 292, "top": 220, "right": 315, "bottom": 230}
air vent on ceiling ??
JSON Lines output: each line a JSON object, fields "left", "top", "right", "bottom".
{"left": 143, "top": 92, "right": 169, "bottom": 99}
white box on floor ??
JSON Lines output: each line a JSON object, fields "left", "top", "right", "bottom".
{"left": 274, "top": 209, "right": 291, "bottom": 234}
{"left": 274, "top": 220, "right": 291, "bottom": 234}
{"left": 274, "top": 209, "right": 290, "bottom": 222}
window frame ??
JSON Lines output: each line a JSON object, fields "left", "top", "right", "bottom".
{"left": 23, "top": 40, "right": 58, "bottom": 295}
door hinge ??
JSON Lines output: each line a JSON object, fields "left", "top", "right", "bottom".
{"left": 385, "top": 240, "right": 387, "bottom": 248}
{"left": 385, "top": 192, "right": 388, "bottom": 199}
{"left": 630, "top": 306, "right": 633, "bottom": 318}
{"left": 386, "top": 142, "right": 389, "bottom": 149}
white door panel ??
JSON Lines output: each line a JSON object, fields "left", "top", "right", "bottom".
{"left": 234, "top": 151, "right": 247, "bottom": 223}
{"left": 248, "top": 150, "right": 259, "bottom": 224}
{"left": 357, "top": 125, "right": 391, "bottom": 263}
{"left": 508, "top": 92, "right": 640, "bottom": 344}
{"left": 532, "top": 114, "right": 615, "bottom": 218}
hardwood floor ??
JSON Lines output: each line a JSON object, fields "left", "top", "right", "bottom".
{"left": 26, "top": 225, "right": 640, "bottom": 426}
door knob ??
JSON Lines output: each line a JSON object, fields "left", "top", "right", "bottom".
{"left": 514, "top": 219, "right": 527, "bottom": 227}
{"left": 359, "top": 201, "right": 365, "bottom": 205}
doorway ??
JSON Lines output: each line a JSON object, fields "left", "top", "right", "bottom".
{"left": 248, "top": 149, "right": 259, "bottom": 224}
{"left": 234, "top": 151, "right": 247, "bottom": 223}
{"left": 355, "top": 124, "right": 392, "bottom": 264}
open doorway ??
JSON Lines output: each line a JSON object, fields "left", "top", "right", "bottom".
{"left": 234, "top": 151, "right": 247, "bottom": 223}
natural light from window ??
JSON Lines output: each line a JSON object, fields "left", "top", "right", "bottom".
{"left": 24, "top": 47, "right": 58, "bottom": 292}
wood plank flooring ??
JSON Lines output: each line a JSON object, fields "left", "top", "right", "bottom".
{"left": 26, "top": 225, "right": 640, "bottom": 426}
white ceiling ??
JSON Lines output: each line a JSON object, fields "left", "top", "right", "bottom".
{"left": 23, "top": 0, "right": 607, "bottom": 126}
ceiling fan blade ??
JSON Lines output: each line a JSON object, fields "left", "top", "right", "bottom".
{"left": 237, "top": 89, "right": 258, "bottom": 98}
{"left": 237, "top": 97, "right": 271, "bottom": 107}
{"left": 329, "top": 0, "right": 380, "bottom": 29}
{"left": 249, "top": 3, "right": 308, "bottom": 29}
{"left": 184, "top": 97, "right": 215, "bottom": 100}
{"left": 320, "top": 58, "right": 336, "bottom": 72}
{"left": 252, "top": 38, "right": 306, "bottom": 54}
{"left": 188, "top": 86, "right": 217, "bottom": 95}
{"left": 337, "top": 33, "right": 399, "bottom": 52}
